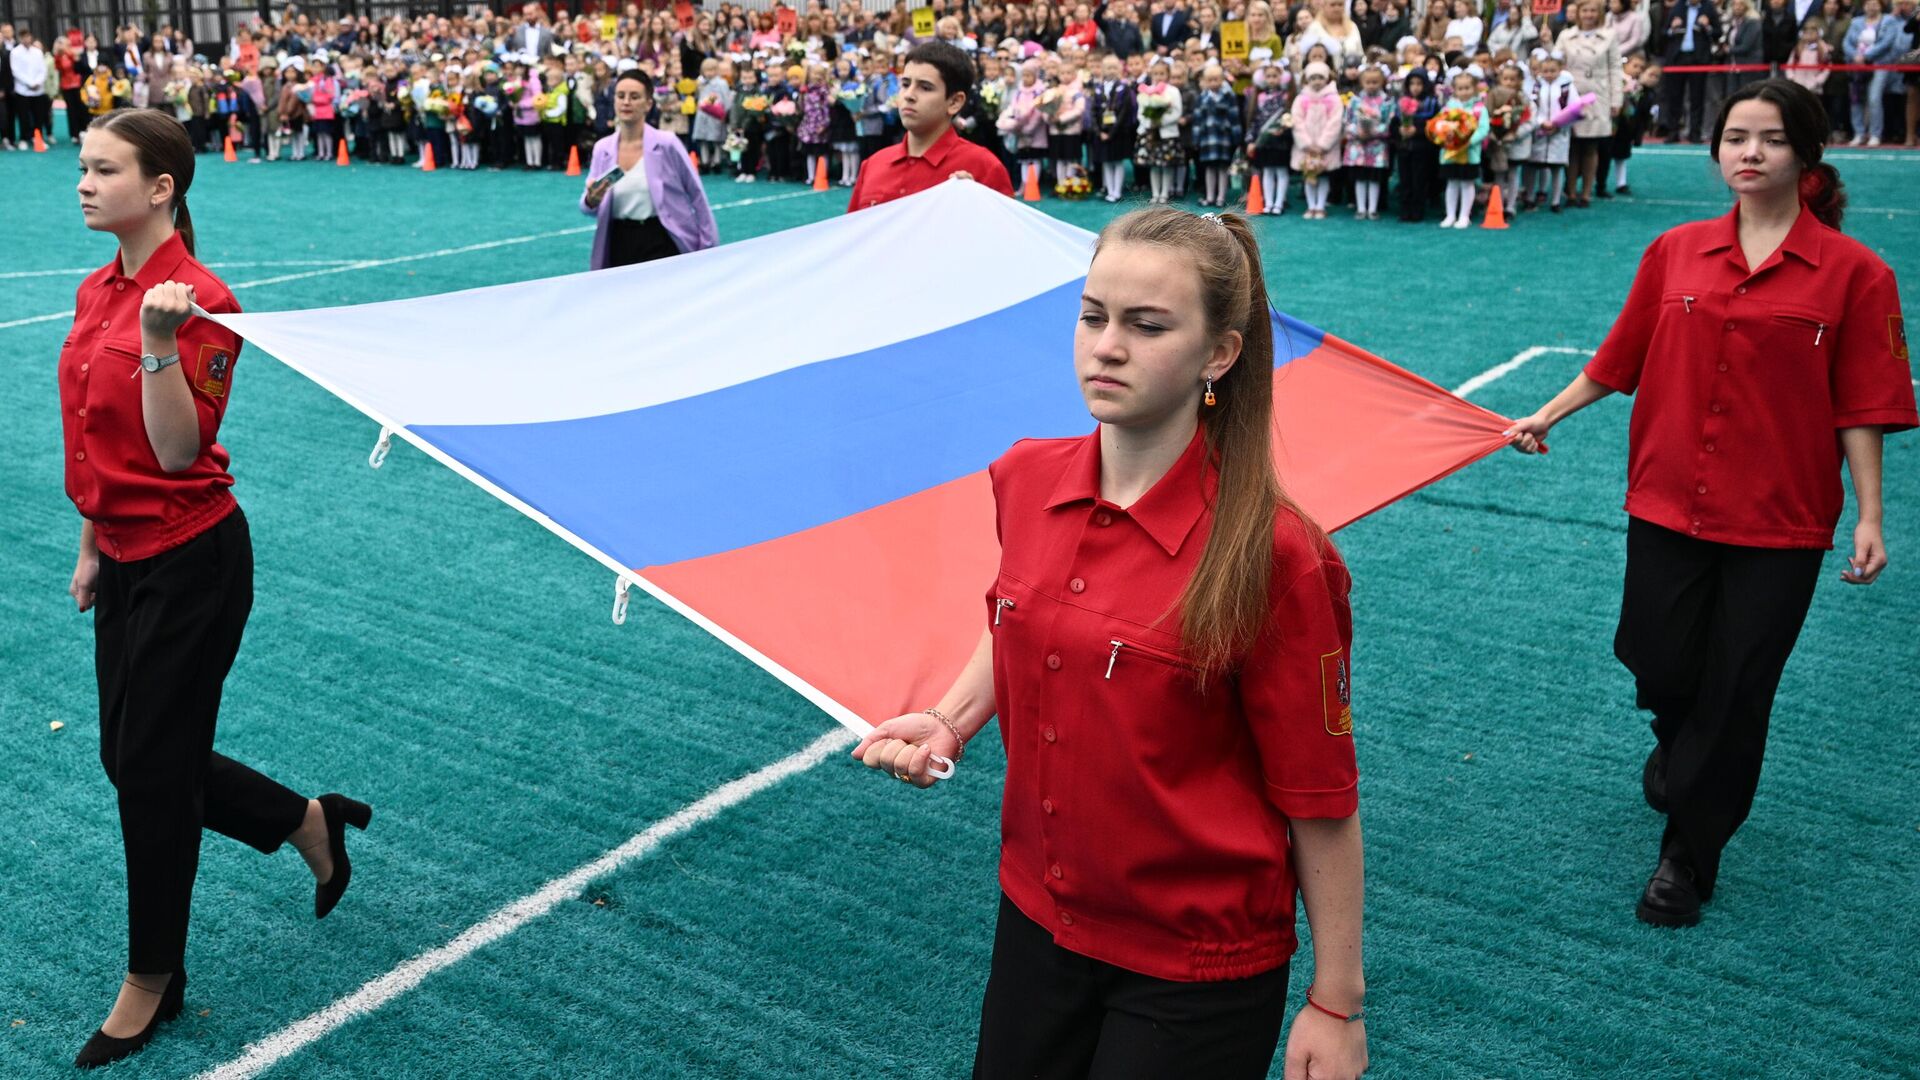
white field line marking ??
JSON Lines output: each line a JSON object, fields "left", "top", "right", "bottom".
{"left": 193, "top": 726, "right": 858, "bottom": 1080}
{"left": 0, "top": 259, "right": 358, "bottom": 279}
{"left": 1452, "top": 346, "right": 1594, "bottom": 399}
{"left": 0, "top": 188, "right": 821, "bottom": 333}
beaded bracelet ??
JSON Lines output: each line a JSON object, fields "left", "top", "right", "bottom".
{"left": 924, "top": 707, "right": 965, "bottom": 762}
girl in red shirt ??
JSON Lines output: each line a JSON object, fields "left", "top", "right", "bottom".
{"left": 854, "top": 210, "right": 1369, "bottom": 1079}
{"left": 1505, "top": 80, "right": 1915, "bottom": 928}
{"left": 63, "top": 110, "right": 373, "bottom": 1069}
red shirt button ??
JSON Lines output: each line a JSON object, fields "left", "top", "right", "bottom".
{"left": 1690, "top": 521, "right": 1701, "bottom": 534}
{"left": 1050, "top": 864, "right": 1063, "bottom": 879}
{"left": 80, "top": 363, "right": 90, "bottom": 373}
{"left": 1724, "top": 321, "right": 1735, "bottom": 331}
{"left": 1042, "top": 799, "right": 1054, "bottom": 814}
{"left": 1697, "top": 484, "right": 1707, "bottom": 494}
{"left": 1705, "top": 443, "right": 1716, "bottom": 453}
{"left": 76, "top": 408, "right": 86, "bottom": 418}
{"left": 75, "top": 451, "right": 86, "bottom": 461}
{"left": 1710, "top": 404, "right": 1723, "bottom": 414}
{"left": 1043, "top": 725, "right": 1057, "bottom": 743}
{"left": 1095, "top": 512, "right": 1112, "bottom": 526}
{"left": 1059, "top": 911, "right": 1074, "bottom": 926}
{"left": 116, "top": 282, "right": 126, "bottom": 292}
{"left": 1046, "top": 653, "right": 1061, "bottom": 670}
{"left": 100, "top": 320, "right": 110, "bottom": 330}
{"left": 1736, "top": 286, "right": 1747, "bottom": 294}
{"left": 1717, "top": 363, "right": 1729, "bottom": 372}
{"left": 1068, "top": 578, "right": 1085, "bottom": 594}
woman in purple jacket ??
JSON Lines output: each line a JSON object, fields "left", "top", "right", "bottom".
{"left": 581, "top": 71, "right": 718, "bottom": 268}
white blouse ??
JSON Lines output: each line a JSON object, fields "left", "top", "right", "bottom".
{"left": 609, "top": 157, "right": 655, "bottom": 222}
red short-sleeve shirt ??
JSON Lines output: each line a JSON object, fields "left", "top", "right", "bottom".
{"left": 1584, "top": 205, "right": 1916, "bottom": 549}
{"left": 987, "top": 426, "right": 1359, "bottom": 983}
{"left": 59, "top": 231, "right": 244, "bottom": 562}
{"left": 846, "top": 125, "right": 1014, "bottom": 211}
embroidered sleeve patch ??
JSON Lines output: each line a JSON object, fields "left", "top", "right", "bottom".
{"left": 194, "top": 343, "right": 232, "bottom": 398}
{"left": 1892, "top": 315, "right": 1908, "bottom": 363}
{"left": 1320, "top": 648, "right": 1353, "bottom": 736}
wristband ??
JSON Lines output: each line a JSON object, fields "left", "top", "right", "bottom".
{"left": 1306, "top": 989, "right": 1364, "bottom": 1023}
{"left": 924, "top": 707, "right": 964, "bottom": 761}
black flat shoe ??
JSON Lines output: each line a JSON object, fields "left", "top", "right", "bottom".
{"left": 1643, "top": 744, "right": 1668, "bottom": 814}
{"left": 74, "top": 971, "right": 185, "bottom": 1069}
{"left": 314, "top": 794, "right": 373, "bottom": 919}
{"left": 1615, "top": 184, "right": 1632, "bottom": 195}
{"left": 1636, "top": 857, "right": 1702, "bottom": 928}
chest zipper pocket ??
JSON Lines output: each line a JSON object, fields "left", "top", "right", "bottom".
{"left": 994, "top": 598, "right": 1016, "bottom": 626}
{"left": 1683, "top": 296, "right": 1695, "bottom": 313}
{"left": 1105, "top": 638, "right": 1189, "bottom": 679}
{"left": 1772, "top": 313, "right": 1827, "bottom": 346}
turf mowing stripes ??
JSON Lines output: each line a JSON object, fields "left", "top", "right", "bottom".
{"left": 192, "top": 727, "right": 857, "bottom": 1080}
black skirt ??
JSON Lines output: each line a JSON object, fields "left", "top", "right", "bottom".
{"left": 608, "top": 216, "right": 681, "bottom": 267}
{"left": 1438, "top": 162, "right": 1479, "bottom": 180}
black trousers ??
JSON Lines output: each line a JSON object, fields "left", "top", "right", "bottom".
{"left": 973, "top": 895, "right": 1289, "bottom": 1080}
{"left": 94, "top": 509, "right": 308, "bottom": 974}
{"left": 608, "top": 216, "right": 681, "bottom": 267}
{"left": 12, "top": 93, "right": 49, "bottom": 143}
{"left": 1614, "top": 518, "right": 1823, "bottom": 896}
{"left": 1660, "top": 64, "right": 1709, "bottom": 139}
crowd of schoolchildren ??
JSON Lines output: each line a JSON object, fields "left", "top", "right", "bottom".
{"left": 5, "top": 0, "right": 1915, "bottom": 224}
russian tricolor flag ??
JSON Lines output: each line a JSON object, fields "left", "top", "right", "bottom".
{"left": 204, "top": 182, "right": 1513, "bottom": 741}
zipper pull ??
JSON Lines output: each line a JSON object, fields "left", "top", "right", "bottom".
{"left": 994, "top": 598, "right": 1015, "bottom": 626}
{"left": 1683, "top": 296, "right": 1695, "bottom": 313}
{"left": 1815, "top": 323, "right": 1825, "bottom": 346}
{"left": 1106, "top": 640, "right": 1125, "bottom": 679}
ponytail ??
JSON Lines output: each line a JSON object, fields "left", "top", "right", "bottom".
{"left": 1095, "top": 208, "right": 1322, "bottom": 682}
{"left": 174, "top": 194, "right": 197, "bottom": 256}
{"left": 1798, "top": 163, "right": 1845, "bottom": 230}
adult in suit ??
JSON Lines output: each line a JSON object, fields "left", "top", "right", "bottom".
{"left": 1660, "top": 0, "right": 1721, "bottom": 140}
{"left": 580, "top": 72, "right": 718, "bottom": 268}
{"left": 1152, "top": 0, "right": 1195, "bottom": 50}
{"left": 512, "top": 3, "right": 557, "bottom": 61}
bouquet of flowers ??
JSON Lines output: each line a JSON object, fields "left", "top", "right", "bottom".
{"left": 700, "top": 94, "right": 728, "bottom": 120}
{"left": 834, "top": 83, "right": 867, "bottom": 113}
{"left": 110, "top": 78, "right": 132, "bottom": 100}
{"left": 424, "top": 92, "right": 453, "bottom": 118}
{"left": 976, "top": 80, "right": 1005, "bottom": 123}
{"left": 1425, "top": 106, "right": 1476, "bottom": 153}
{"left": 83, "top": 80, "right": 103, "bottom": 108}
{"left": 770, "top": 97, "right": 800, "bottom": 130}
{"left": 1037, "top": 86, "right": 1063, "bottom": 120}
{"left": 472, "top": 93, "right": 500, "bottom": 116}
{"left": 342, "top": 87, "right": 369, "bottom": 117}
{"left": 1488, "top": 100, "right": 1530, "bottom": 141}
{"left": 1053, "top": 166, "right": 1091, "bottom": 200}
{"left": 1397, "top": 94, "right": 1421, "bottom": 135}
{"left": 1138, "top": 83, "right": 1176, "bottom": 126}
{"left": 502, "top": 77, "right": 523, "bottom": 98}
{"left": 741, "top": 94, "right": 770, "bottom": 114}
{"left": 166, "top": 80, "right": 193, "bottom": 108}
{"left": 1301, "top": 149, "right": 1327, "bottom": 185}
{"left": 724, "top": 131, "right": 748, "bottom": 161}
{"left": 676, "top": 77, "right": 697, "bottom": 97}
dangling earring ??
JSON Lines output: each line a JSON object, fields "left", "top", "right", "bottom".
{"left": 1204, "top": 377, "right": 1217, "bottom": 407}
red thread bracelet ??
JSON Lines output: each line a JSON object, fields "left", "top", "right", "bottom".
{"left": 1306, "top": 991, "right": 1365, "bottom": 1023}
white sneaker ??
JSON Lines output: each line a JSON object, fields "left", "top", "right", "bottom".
{"left": 1867, "top": 137, "right": 1882, "bottom": 147}
{"left": 1849, "top": 134, "right": 1866, "bottom": 146}
{"left": 1440, "top": 215, "right": 1457, "bottom": 228}
{"left": 1456, "top": 218, "right": 1472, "bottom": 229}
{"left": 743, "top": 174, "right": 756, "bottom": 183}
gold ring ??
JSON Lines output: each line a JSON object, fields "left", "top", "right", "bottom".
{"left": 897, "top": 767, "right": 913, "bottom": 783}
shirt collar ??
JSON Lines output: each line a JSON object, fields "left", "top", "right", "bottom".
{"left": 900, "top": 123, "right": 962, "bottom": 168}
{"left": 1696, "top": 201, "right": 1824, "bottom": 270}
{"left": 118, "top": 229, "right": 192, "bottom": 290}
{"left": 1043, "top": 424, "right": 1215, "bottom": 556}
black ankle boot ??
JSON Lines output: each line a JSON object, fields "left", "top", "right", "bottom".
{"left": 74, "top": 970, "right": 186, "bottom": 1069}
{"left": 313, "top": 794, "right": 374, "bottom": 919}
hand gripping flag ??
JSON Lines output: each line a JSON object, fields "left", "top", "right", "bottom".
{"left": 193, "top": 181, "right": 1514, "bottom": 760}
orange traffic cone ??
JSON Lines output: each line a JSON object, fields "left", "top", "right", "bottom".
{"left": 1245, "top": 173, "right": 1265, "bottom": 215}
{"left": 812, "top": 155, "right": 829, "bottom": 191}
{"left": 1481, "top": 183, "right": 1508, "bottom": 230}
{"left": 336, "top": 137, "right": 350, "bottom": 166}
{"left": 1021, "top": 162, "right": 1041, "bottom": 202}
{"left": 33, "top": 128, "right": 47, "bottom": 152}
{"left": 565, "top": 144, "right": 581, "bottom": 176}
{"left": 223, "top": 135, "right": 238, "bottom": 162}
{"left": 421, "top": 141, "right": 436, "bottom": 172}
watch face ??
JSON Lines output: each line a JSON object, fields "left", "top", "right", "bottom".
{"left": 142, "top": 353, "right": 160, "bottom": 372}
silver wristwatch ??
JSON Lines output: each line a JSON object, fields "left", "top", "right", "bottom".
{"left": 140, "top": 351, "right": 181, "bottom": 374}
